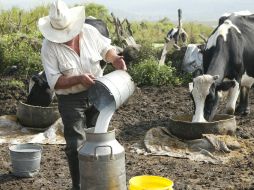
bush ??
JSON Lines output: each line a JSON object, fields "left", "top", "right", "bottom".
{"left": 85, "top": 3, "right": 110, "bottom": 20}
{"left": 2, "top": 79, "right": 25, "bottom": 89}
{"left": 0, "top": 32, "right": 42, "bottom": 76}
{"left": 129, "top": 58, "right": 181, "bottom": 86}
{"left": 132, "top": 42, "right": 160, "bottom": 64}
{"left": 183, "top": 22, "right": 212, "bottom": 43}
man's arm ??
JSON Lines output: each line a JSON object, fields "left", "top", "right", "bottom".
{"left": 54, "top": 74, "right": 95, "bottom": 90}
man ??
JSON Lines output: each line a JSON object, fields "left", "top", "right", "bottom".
{"left": 38, "top": 0, "right": 127, "bottom": 189}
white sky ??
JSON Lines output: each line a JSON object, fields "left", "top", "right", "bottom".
{"left": 0, "top": 0, "right": 253, "bottom": 21}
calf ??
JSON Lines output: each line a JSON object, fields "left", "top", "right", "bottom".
{"left": 190, "top": 11, "right": 254, "bottom": 122}
{"left": 26, "top": 71, "right": 54, "bottom": 107}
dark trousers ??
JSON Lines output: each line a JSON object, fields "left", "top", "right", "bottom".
{"left": 57, "top": 91, "right": 99, "bottom": 190}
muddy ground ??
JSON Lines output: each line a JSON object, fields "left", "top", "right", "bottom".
{"left": 0, "top": 76, "right": 254, "bottom": 190}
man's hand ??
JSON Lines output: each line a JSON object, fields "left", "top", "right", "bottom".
{"left": 112, "top": 55, "right": 127, "bottom": 71}
{"left": 79, "top": 73, "right": 95, "bottom": 87}
{"left": 105, "top": 49, "right": 127, "bottom": 71}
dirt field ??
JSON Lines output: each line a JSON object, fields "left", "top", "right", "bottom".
{"left": 0, "top": 77, "right": 254, "bottom": 190}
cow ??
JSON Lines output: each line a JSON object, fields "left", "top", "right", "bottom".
{"left": 181, "top": 43, "right": 205, "bottom": 74}
{"left": 166, "top": 27, "right": 188, "bottom": 44}
{"left": 182, "top": 11, "right": 252, "bottom": 75}
{"left": 3, "top": 65, "right": 18, "bottom": 76}
{"left": 26, "top": 71, "right": 55, "bottom": 107}
{"left": 85, "top": 16, "right": 110, "bottom": 38}
{"left": 190, "top": 11, "right": 254, "bottom": 122}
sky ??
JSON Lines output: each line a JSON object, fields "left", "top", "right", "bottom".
{"left": 0, "top": 0, "right": 253, "bottom": 22}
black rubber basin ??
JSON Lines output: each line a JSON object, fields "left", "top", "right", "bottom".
{"left": 168, "top": 114, "right": 236, "bottom": 140}
{"left": 16, "top": 101, "right": 60, "bottom": 129}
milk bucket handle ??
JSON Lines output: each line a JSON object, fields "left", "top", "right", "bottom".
{"left": 94, "top": 145, "right": 113, "bottom": 160}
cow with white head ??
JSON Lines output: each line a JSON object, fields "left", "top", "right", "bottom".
{"left": 190, "top": 11, "right": 254, "bottom": 122}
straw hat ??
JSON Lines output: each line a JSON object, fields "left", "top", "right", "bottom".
{"left": 38, "top": 0, "right": 85, "bottom": 43}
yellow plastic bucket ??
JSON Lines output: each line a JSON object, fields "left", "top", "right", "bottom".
{"left": 129, "top": 175, "right": 174, "bottom": 190}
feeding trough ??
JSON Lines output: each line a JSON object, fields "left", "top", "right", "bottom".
{"left": 16, "top": 101, "right": 60, "bottom": 130}
{"left": 168, "top": 114, "right": 236, "bottom": 140}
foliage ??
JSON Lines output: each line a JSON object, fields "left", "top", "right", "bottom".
{"left": 129, "top": 58, "right": 181, "bottom": 86}
{"left": 131, "top": 20, "right": 174, "bottom": 44}
{"left": 2, "top": 79, "right": 25, "bottom": 89}
{"left": 132, "top": 42, "right": 160, "bottom": 64}
{"left": 183, "top": 22, "right": 212, "bottom": 43}
{"left": 85, "top": 3, "right": 110, "bottom": 19}
{"left": 0, "top": 3, "right": 214, "bottom": 86}
{"left": 0, "top": 32, "right": 42, "bottom": 75}
{"left": 0, "top": 6, "right": 48, "bottom": 35}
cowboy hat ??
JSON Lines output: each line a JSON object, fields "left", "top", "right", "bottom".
{"left": 38, "top": 0, "right": 85, "bottom": 43}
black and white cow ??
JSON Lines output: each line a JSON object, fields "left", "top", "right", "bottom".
{"left": 181, "top": 43, "right": 205, "bottom": 74}
{"left": 190, "top": 11, "right": 254, "bottom": 122}
{"left": 26, "top": 71, "right": 55, "bottom": 107}
{"left": 182, "top": 11, "right": 252, "bottom": 75}
{"left": 166, "top": 27, "right": 188, "bottom": 44}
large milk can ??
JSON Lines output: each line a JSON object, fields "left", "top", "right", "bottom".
{"left": 88, "top": 70, "right": 135, "bottom": 111}
{"left": 78, "top": 128, "right": 126, "bottom": 190}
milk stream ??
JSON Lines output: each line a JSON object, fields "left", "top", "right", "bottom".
{"left": 94, "top": 103, "right": 115, "bottom": 133}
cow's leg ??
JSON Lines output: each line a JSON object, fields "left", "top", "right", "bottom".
{"left": 236, "top": 86, "right": 250, "bottom": 115}
{"left": 225, "top": 80, "right": 240, "bottom": 114}
{"left": 236, "top": 73, "right": 254, "bottom": 115}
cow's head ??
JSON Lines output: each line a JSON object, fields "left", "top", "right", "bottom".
{"left": 31, "top": 72, "right": 49, "bottom": 88}
{"left": 167, "top": 28, "right": 178, "bottom": 41}
{"left": 166, "top": 27, "right": 188, "bottom": 44}
{"left": 182, "top": 44, "right": 205, "bottom": 73}
{"left": 27, "top": 71, "right": 54, "bottom": 107}
{"left": 190, "top": 74, "right": 235, "bottom": 122}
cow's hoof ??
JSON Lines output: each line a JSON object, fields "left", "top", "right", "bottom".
{"left": 225, "top": 108, "right": 234, "bottom": 115}
{"left": 242, "top": 107, "right": 250, "bottom": 116}
{"left": 235, "top": 106, "right": 250, "bottom": 116}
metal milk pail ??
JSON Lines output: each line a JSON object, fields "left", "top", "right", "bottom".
{"left": 78, "top": 128, "right": 126, "bottom": 190}
{"left": 88, "top": 70, "right": 135, "bottom": 111}
{"left": 9, "top": 143, "right": 42, "bottom": 177}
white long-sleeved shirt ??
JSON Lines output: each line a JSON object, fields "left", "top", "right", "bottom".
{"left": 41, "top": 23, "right": 114, "bottom": 95}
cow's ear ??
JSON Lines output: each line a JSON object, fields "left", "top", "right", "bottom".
{"left": 216, "top": 81, "right": 235, "bottom": 91}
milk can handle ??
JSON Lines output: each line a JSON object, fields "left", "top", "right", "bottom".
{"left": 94, "top": 145, "right": 114, "bottom": 160}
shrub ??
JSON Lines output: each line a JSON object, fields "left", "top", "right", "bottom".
{"left": 85, "top": 3, "right": 109, "bottom": 19}
{"left": 132, "top": 42, "right": 160, "bottom": 64}
{"left": 0, "top": 32, "right": 42, "bottom": 76}
{"left": 129, "top": 58, "right": 181, "bottom": 86}
{"left": 183, "top": 22, "right": 212, "bottom": 43}
{"left": 2, "top": 79, "right": 25, "bottom": 89}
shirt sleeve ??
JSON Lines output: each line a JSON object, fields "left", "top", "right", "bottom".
{"left": 92, "top": 27, "right": 115, "bottom": 62}
{"left": 41, "top": 40, "right": 61, "bottom": 90}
